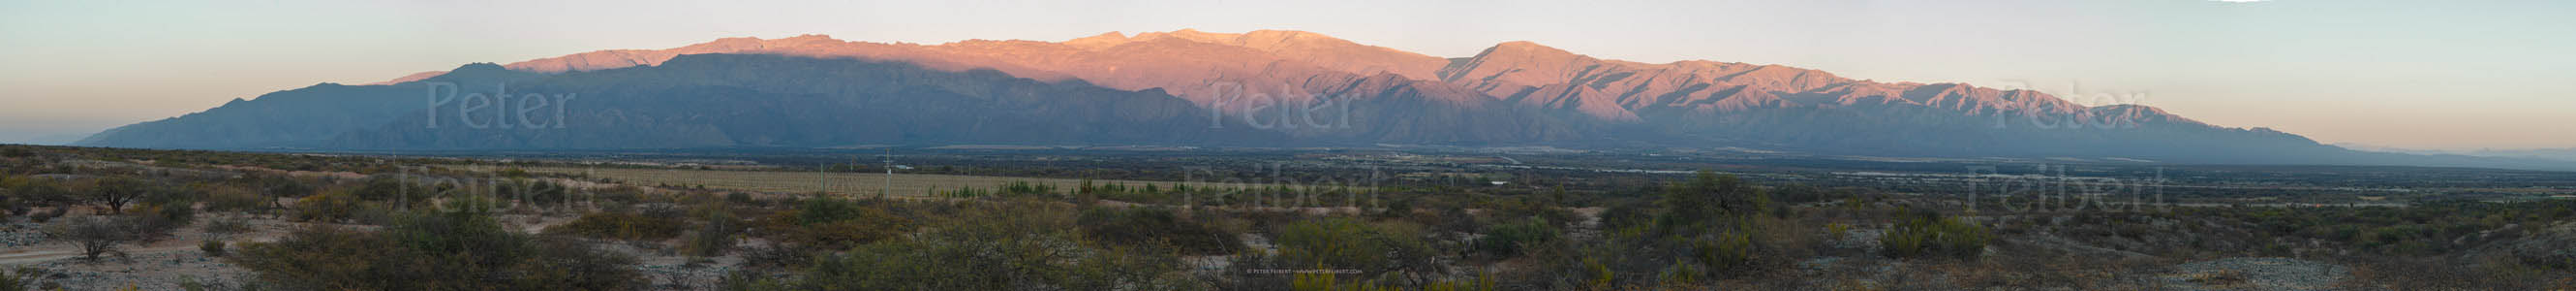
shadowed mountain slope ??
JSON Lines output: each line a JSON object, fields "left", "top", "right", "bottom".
{"left": 76, "top": 30, "right": 2576, "bottom": 170}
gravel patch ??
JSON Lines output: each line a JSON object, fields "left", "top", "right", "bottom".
{"left": 0, "top": 219, "right": 49, "bottom": 248}
{"left": 2162, "top": 257, "right": 2349, "bottom": 291}
{"left": 5, "top": 249, "right": 255, "bottom": 291}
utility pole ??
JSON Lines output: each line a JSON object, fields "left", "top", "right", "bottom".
{"left": 881, "top": 148, "right": 895, "bottom": 196}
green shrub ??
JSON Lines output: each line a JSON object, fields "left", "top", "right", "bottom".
{"left": 1880, "top": 210, "right": 1990, "bottom": 260}
{"left": 201, "top": 217, "right": 252, "bottom": 242}
{"left": 1275, "top": 217, "right": 1434, "bottom": 273}
{"left": 230, "top": 210, "right": 642, "bottom": 290}
{"left": 1693, "top": 232, "right": 1755, "bottom": 269}
{"left": 3, "top": 178, "right": 70, "bottom": 207}
{"left": 1658, "top": 171, "right": 1768, "bottom": 230}
{"left": 685, "top": 222, "right": 737, "bottom": 257}
{"left": 755, "top": 197, "right": 912, "bottom": 250}
{"left": 0, "top": 267, "right": 37, "bottom": 291}
{"left": 1077, "top": 207, "right": 1242, "bottom": 255}
{"left": 765, "top": 201, "right": 1197, "bottom": 290}
{"left": 784, "top": 230, "right": 1192, "bottom": 290}
{"left": 1476, "top": 217, "right": 1561, "bottom": 257}
{"left": 291, "top": 190, "right": 362, "bottom": 222}
{"left": 547, "top": 210, "right": 688, "bottom": 241}
{"left": 1772, "top": 183, "right": 1828, "bottom": 205}
{"left": 199, "top": 241, "right": 226, "bottom": 257}
{"left": 350, "top": 178, "right": 433, "bottom": 208}
{"left": 201, "top": 186, "right": 266, "bottom": 213}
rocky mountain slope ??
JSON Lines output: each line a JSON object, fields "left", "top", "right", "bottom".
{"left": 73, "top": 29, "right": 2569, "bottom": 169}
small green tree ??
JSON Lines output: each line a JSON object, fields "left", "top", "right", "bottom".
{"left": 84, "top": 177, "right": 151, "bottom": 214}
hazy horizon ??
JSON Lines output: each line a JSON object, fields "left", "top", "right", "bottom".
{"left": 4, "top": 0, "right": 2570, "bottom": 150}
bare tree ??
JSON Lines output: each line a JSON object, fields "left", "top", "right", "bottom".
{"left": 42, "top": 215, "right": 142, "bottom": 261}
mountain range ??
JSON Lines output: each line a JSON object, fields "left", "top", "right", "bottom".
{"left": 72, "top": 29, "right": 2575, "bottom": 170}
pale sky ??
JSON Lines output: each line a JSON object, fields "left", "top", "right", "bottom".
{"left": 2, "top": 0, "right": 2569, "bottom": 149}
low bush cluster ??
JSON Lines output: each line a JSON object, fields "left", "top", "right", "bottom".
{"left": 1881, "top": 210, "right": 1992, "bottom": 260}
{"left": 230, "top": 209, "right": 643, "bottom": 290}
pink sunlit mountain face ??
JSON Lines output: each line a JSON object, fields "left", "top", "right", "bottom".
{"left": 81, "top": 29, "right": 2530, "bottom": 168}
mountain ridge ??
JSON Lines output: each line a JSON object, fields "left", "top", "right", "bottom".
{"left": 76, "top": 29, "right": 2571, "bottom": 171}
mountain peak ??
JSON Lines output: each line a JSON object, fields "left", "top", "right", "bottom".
{"left": 364, "top": 63, "right": 510, "bottom": 85}
{"left": 1242, "top": 29, "right": 1330, "bottom": 40}
{"left": 1065, "top": 31, "right": 1133, "bottom": 49}
{"left": 1133, "top": 28, "right": 1236, "bottom": 44}
{"left": 1467, "top": 41, "right": 1587, "bottom": 68}
{"left": 1489, "top": 41, "right": 1571, "bottom": 54}
{"left": 450, "top": 62, "right": 508, "bottom": 73}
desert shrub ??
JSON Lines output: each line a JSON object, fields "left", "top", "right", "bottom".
{"left": 3, "top": 178, "right": 70, "bottom": 207}
{"left": 24, "top": 208, "right": 60, "bottom": 223}
{"left": 1274, "top": 217, "right": 1436, "bottom": 273}
{"left": 1769, "top": 183, "right": 1830, "bottom": 205}
{"left": 349, "top": 178, "right": 434, "bottom": 207}
{"left": 1881, "top": 210, "right": 1990, "bottom": 260}
{"left": 1292, "top": 270, "right": 1498, "bottom": 291}
{"left": 140, "top": 200, "right": 197, "bottom": 226}
{"left": 1691, "top": 232, "right": 1756, "bottom": 269}
{"left": 1077, "top": 207, "right": 1242, "bottom": 255}
{"left": 124, "top": 205, "right": 192, "bottom": 243}
{"left": 201, "top": 186, "right": 266, "bottom": 213}
{"left": 0, "top": 267, "right": 39, "bottom": 291}
{"left": 1423, "top": 206, "right": 1483, "bottom": 237}
{"left": 1658, "top": 172, "right": 1768, "bottom": 230}
{"left": 230, "top": 209, "right": 642, "bottom": 290}
{"left": 199, "top": 241, "right": 227, "bottom": 257}
{"left": 1490, "top": 196, "right": 1579, "bottom": 229}
{"left": 778, "top": 233, "right": 1192, "bottom": 290}
{"left": 1374, "top": 197, "right": 1416, "bottom": 219}
{"left": 42, "top": 215, "right": 146, "bottom": 261}
{"left": 749, "top": 201, "right": 1198, "bottom": 290}
{"left": 1598, "top": 201, "right": 1654, "bottom": 231}
{"left": 290, "top": 189, "right": 362, "bottom": 222}
{"left": 1476, "top": 217, "right": 1561, "bottom": 258}
{"left": 754, "top": 197, "right": 913, "bottom": 250}
{"left": 246, "top": 174, "right": 315, "bottom": 203}
{"left": 349, "top": 203, "right": 408, "bottom": 226}
{"left": 478, "top": 178, "right": 573, "bottom": 210}
{"left": 684, "top": 210, "right": 739, "bottom": 257}
{"left": 547, "top": 210, "right": 687, "bottom": 241}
